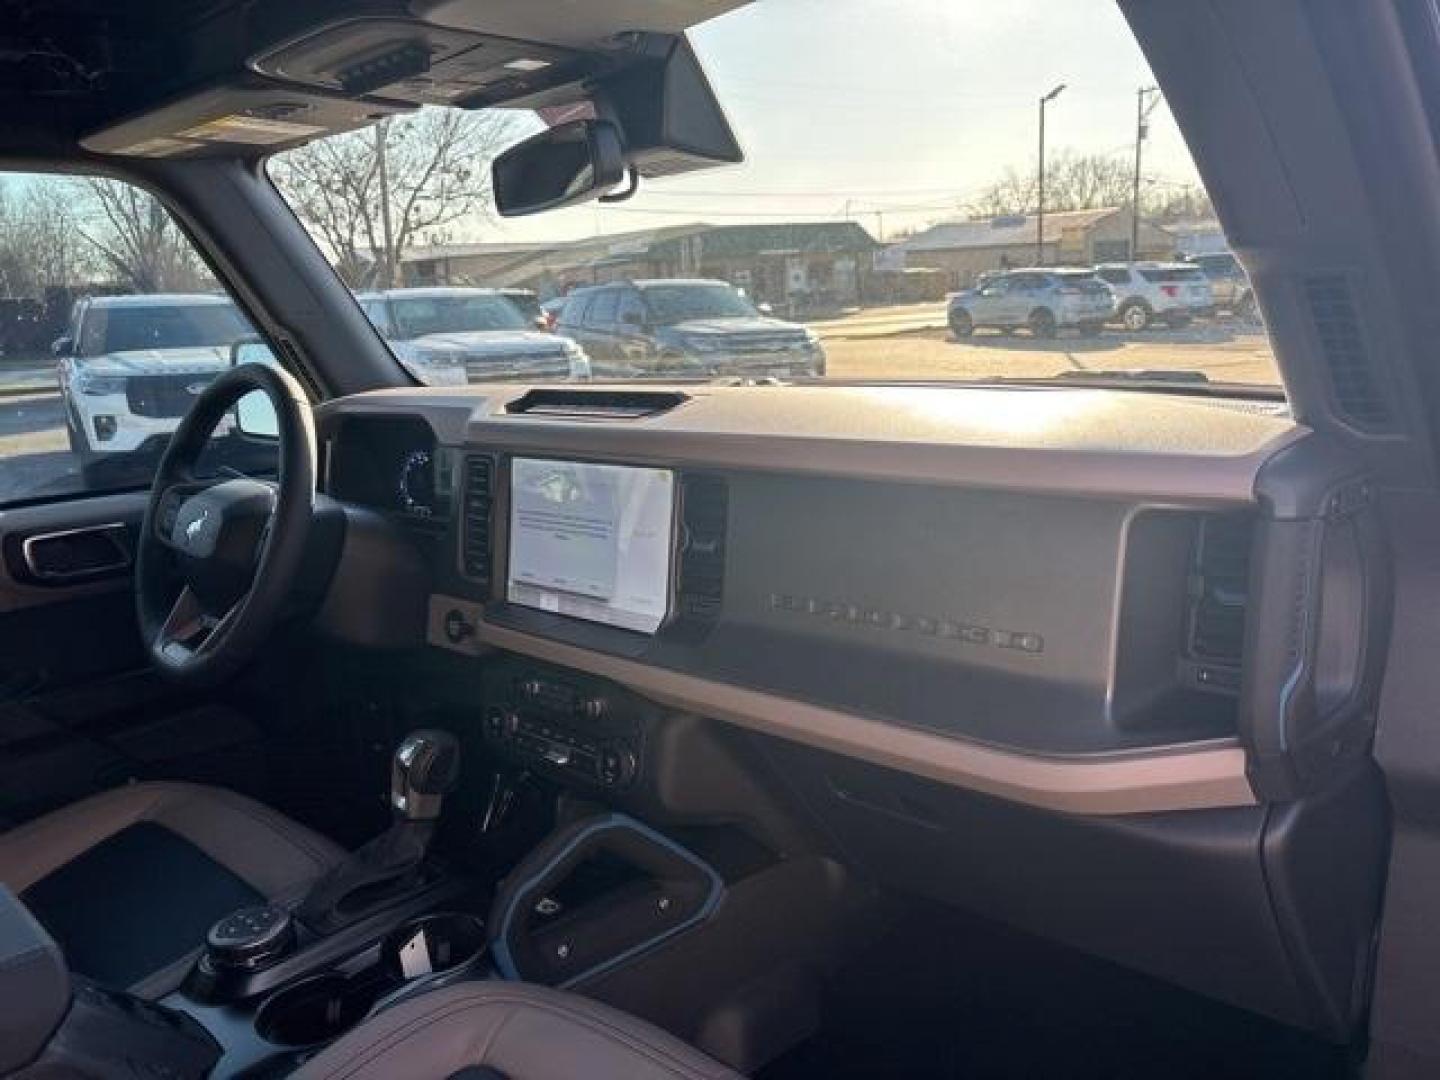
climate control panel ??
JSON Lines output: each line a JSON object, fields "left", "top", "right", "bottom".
{"left": 481, "top": 664, "right": 644, "bottom": 791}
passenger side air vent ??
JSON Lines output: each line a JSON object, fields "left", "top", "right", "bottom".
{"left": 505, "top": 389, "right": 689, "bottom": 420}
{"left": 461, "top": 455, "right": 495, "bottom": 583}
{"left": 1302, "top": 274, "right": 1393, "bottom": 430}
{"left": 671, "top": 474, "right": 728, "bottom": 638}
{"left": 1183, "top": 514, "right": 1254, "bottom": 692}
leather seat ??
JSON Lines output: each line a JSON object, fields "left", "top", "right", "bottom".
{"left": 293, "top": 982, "right": 745, "bottom": 1080}
{"left": 0, "top": 781, "right": 342, "bottom": 998}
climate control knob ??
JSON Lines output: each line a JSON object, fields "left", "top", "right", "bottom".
{"left": 484, "top": 708, "right": 518, "bottom": 741}
{"left": 598, "top": 745, "right": 638, "bottom": 787}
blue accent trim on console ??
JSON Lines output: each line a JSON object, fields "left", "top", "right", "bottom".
{"left": 490, "top": 812, "right": 723, "bottom": 986}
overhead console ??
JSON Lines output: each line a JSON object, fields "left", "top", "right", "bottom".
{"left": 80, "top": 0, "right": 745, "bottom": 170}
{"left": 315, "top": 384, "right": 1388, "bottom": 817}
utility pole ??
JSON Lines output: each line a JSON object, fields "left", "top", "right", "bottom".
{"left": 1036, "top": 84, "right": 1066, "bottom": 266}
{"left": 1131, "top": 86, "right": 1160, "bottom": 260}
{"left": 375, "top": 118, "right": 396, "bottom": 288}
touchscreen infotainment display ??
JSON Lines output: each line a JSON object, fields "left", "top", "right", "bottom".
{"left": 506, "top": 458, "right": 675, "bottom": 634}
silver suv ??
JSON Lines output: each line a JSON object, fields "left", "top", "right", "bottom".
{"left": 1183, "top": 252, "right": 1258, "bottom": 321}
{"left": 947, "top": 269, "right": 1115, "bottom": 339}
{"left": 1096, "top": 263, "right": 1214, "bottom": 331}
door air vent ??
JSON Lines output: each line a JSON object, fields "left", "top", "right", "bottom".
{"left": 505, "top": 389, "right": 689, "bottom": 420}
{"left": 1302, "top": 274, "right": 1393, "bottom": 431}
{"left": 1183, "top": 514, "right": 1254, "bottom": 690}
{"left": 461, "top": 455, "right": 495, "bottom": 583}
{"left": 672, "top": 474, "right": 728, "bottom": 637}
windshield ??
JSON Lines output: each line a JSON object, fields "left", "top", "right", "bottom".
{"left": 644, "top": 284, "right": 759, "bottom": 324}
{"left": 270, "top": 0, "right": 1280, "bottom": 391}
{"left": 390, "top": 294, "right": 530, "bottom": 338}
{"left": 81, "top": 302, "right": 250, "bottom": 355}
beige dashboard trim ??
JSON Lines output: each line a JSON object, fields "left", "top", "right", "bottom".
{"left": 430, "top": 597, "right": 1257, "bottom": 817}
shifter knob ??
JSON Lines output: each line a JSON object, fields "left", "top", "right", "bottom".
{"left": 391, "top": 729, "right": 461, "bottom": 822}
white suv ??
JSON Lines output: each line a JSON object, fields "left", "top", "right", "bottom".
{"left": 55, "top": 294, "right": 253, "bottom": 481}
{"left": 1096, "top": 263, "right": 1215, "bottom": 331}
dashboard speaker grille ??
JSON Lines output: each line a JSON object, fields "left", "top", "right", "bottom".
{"left": 1302, "top": 273, "right": 1393, "bottom": 430}
{"left": 461, "top": 455, "right": 494, "bottom": 582}
{"left": 674, "top": 474, "right": 728, "bottom": 633}
{"left": 1186, "top": 514, "right": 1253, "bottom": 669}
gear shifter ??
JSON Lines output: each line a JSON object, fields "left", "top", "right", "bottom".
{"left": 391, "top": 729, "right": 461, "bottom": 821}
{"left": 298, "top": 729, "right": 461, "bottom": 934}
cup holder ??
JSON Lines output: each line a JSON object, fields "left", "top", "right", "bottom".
{"left": 254, "top": 973, "right": 383, "bottom": 1048}
{"left": 382, "top": 912, "right": 487, "bottom": 982}
{"left": 254, "top": 913, "right": 487, "bottom": 1049}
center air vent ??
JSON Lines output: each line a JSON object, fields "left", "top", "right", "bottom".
{"left": 461, "top": 455, "right": 495, "bottom": 583}
{"left": 1183, "top": 514, "right": 1254, "bottom": 690}
{"left": 505, "top": 389, "right": 689, "bottom": 420}
{"left": 671, "top": 474, "right": 728, "bottom": 639}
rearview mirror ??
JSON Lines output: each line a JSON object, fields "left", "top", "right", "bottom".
{"left": 231, "top": 338, "right": 280, "bottom": 439}
{"left": 51, "top": 336, "right": 73, "bottom": 357}
{"left": 493, "top": 119, "right": 626, "bottom": 218}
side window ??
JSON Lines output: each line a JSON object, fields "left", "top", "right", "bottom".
{"left": 588, "top": 289, "right": 620, "bottom": 327}
{"left": 616, "top": 292, "right": 646, "bottom": 326}
{"left": 1098, "top": 268, "right": 1128, "bottom": 286}
{"left": 0, "top": 171, "right": 277, "bottom": 505}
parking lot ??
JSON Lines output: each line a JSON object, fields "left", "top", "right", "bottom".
{"left": 813, "top": 303, "right": 1278, "bottom": 385}
{"left": 0, "top": 305, "right": 1279, "bottom": 503}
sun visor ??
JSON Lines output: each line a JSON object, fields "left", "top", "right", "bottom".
{"left": 80, "top": 76, "right": 410, "bottom": 158}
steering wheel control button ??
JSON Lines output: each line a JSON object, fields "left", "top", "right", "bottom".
{"left": 204, "top": 904, "right": 295, "bottom": 972}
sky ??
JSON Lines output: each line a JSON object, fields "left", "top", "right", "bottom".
{"left": 483, "top": 0, "right": 1204, "bottom": 245}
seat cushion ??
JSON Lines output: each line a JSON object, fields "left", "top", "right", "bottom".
{"left": 0, "top": 781, "right": 343, "bottom": 997}
{"left": 293, "top": 982, "right": 745, "bottom": 1080}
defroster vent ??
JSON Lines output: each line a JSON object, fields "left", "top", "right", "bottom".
{"left": 1302, "top": 273, "right": 1393, "bottom": 431}
{"left": 461, "top": 455, "right": 495, "bottom": 583}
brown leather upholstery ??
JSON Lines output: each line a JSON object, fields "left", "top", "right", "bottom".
{"left": 0, "top": 782, "right": 343, "bottom": 997}
{"left": 293, "top": 982, "right": 746, "bottom": 1080}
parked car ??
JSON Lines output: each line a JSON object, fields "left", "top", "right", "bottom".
{"left": 355, "top": 287, "right": 591, "bottom": 386}
{"left": 54, "top": 293, "right": 254, "bottom": 481}
{"left": 539, "top": 296, "right": 568, "bottom": 331}
{"left": 947, "top": 269, "right": 1115, "bottom": 338}
{"left": 1183, "top": 251, "right": 1259, "bottom": 321}
{"left": 556, "top": 278, "right": 826, "bottom": 378}
{"left": 497, "top": 287, "right": 547, "bottom": 330}
{"left": 1096, "top": 262, "right": 1214, "bottom": 330}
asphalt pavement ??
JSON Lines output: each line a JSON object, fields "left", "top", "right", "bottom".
{"left": 0, "top": 390, "right": 80, "bottom": 502}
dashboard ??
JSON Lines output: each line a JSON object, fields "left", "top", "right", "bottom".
{"left": 315, "top": 383, "right": 1384, "bottom": 817}
{"left": 311, "top": 381, "right": 1390, "bottom": 1043}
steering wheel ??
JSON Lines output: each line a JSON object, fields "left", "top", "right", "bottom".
{"left": 135, "top": 362, "right": 316, "bottom": 686}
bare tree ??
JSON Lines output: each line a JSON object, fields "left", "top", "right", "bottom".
{"left": 270, "top": 107, "right": 520, "bottom": 288}
{"left": 1145, "top": 182, "right": 1215, "bottom": 223}
{"left": 968, "top": 151, "right": 1136, "bottom": 217}
{"left": 79, "top": 179, "right": 213, "bottom": 292}
{"left": 0, "top": 178, "right": 95, "bottom": 297}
